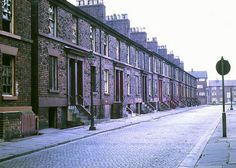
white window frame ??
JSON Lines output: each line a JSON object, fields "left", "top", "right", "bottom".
{"left": 104, "top": 70, "right": 109, "bottom": 94}
{"left": 49, "top": 56, "right": 58, "bottom": 91}
{"left": 49, "top": 3, "right": 57, "bottom": 36}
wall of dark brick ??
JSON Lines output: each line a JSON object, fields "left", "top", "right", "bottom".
{"left": 0, "top": 0, "right": 32, "bottom": 106}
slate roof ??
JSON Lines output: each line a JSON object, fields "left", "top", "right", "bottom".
{"left": 189, "top": 71, "right": 208, "bottom": 78}
{"left": 208, "top": 80, "right": 236, "bottom": 87}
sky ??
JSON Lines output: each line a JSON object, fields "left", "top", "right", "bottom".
{"left": 67, "top": 0, "right": 236, "bottom": 80}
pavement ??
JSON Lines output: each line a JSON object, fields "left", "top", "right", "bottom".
{"left": 0, "top": 105, "right": 235, "bottom": 168}
{"left": 194, "top": 108, "right": 236, "bottom": 168}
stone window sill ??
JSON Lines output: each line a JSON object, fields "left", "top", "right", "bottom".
{"left": 48, "top": 89, "right": 60, "bottom": 94}
{"left": 2, "top": 95, "right": 18, "bottom": 101}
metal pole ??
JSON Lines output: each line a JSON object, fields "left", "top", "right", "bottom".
{"left": 221, "top": 57, "right": 227, "bottom": 137}
{"left": 230, "top": 87, "right": 233, "bottom": 110}
{"left": 89, "top": 66, "right": 96, "bottom": 131}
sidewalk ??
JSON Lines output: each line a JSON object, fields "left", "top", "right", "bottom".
{"left": 0, "top": 106, "right": 202, "bottom": 162}
{"left": 195, "top": 109, "right": 236, "bottom": 168}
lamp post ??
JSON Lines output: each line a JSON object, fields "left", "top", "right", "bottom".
{"left": 230, "top": 88, "right": 233, "bottom": 110}
{"left": 88, "top": 50, "right": 96, "bottom": 130}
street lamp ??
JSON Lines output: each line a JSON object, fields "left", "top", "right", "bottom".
{"left": 87, "top": 50, "right": 96, "bottom": 130}
{"left": 230, "top": 88, "right": 233, "bottom": 110}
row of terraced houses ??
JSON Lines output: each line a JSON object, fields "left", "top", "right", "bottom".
{"left": 0, "top": 0, "right": 199, "bottom": 140}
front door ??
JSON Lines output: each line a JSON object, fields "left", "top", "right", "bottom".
{"left": 115, "top": 69, "right": 123, "bottom": 102}
{"left": 159, "top": 79, "right": 163, "bottom": 102}
{"left": 69, "top": 59, "right": 83, "bottom": 105}
{"left": 142, "top": 75, "right": 147, "bottom": 102}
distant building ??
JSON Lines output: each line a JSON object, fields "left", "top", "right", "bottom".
{"left": 189, "top": 70, "right": 208, "bottom": 105}
{"left": 208, "top": 80, "right": 236, "bottom": 104}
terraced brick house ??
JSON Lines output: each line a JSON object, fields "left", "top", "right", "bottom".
{"left": 0, "top": 0, "right": 36, "bottom": 140}
{"left": 208, "top": 80, "right": 236, "bottom": 105}
{"left": 30, "top": 0, "right": 198, "bottom": 129}
{"left": 189, "top": 70, "right": 208, "bottom": 105}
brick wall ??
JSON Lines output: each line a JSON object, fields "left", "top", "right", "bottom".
{"left": 0, "top": 111, "right": 36, "bottom": 141}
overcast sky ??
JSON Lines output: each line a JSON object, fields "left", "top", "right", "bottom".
{"left": 68, "top": 0, "right": 236, "bottom": 80}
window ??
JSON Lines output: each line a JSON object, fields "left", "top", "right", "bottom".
{"left": 49, "top": 4, "right": 57, "bottom": 36}
{"left": 197, "top": 85, "right": 203, "bottom": 89}
{"left": 148, "top": 56, "right": 152, "bottom": 72}
{"left": 49, "top": 56, "right": 58, "bottom": 91}
{"left": 104, "top": 33, "right": 109, "bottom": 56}
{"left": 135, "top": 76, "right": 139, "bottom": 95}
{"left": 2, "top": 54, "right": 15, "bottom": 95}
{"left": 91, "top": 66, "right": 96, "bottom": 92}
{"left": 104, "top": 70, "right": 109, "bottom": 94}
{"left": 212, "top": 87, "right": 217, "bottom": 90}
{"left": 212, "top": 92, "right": 216, "bottom": 96}
{"left": 72, "top": 16, "right": 78, "bottom": 44}
{"left": 90, "top": 26, "right": 97, "bottom": 51}
{"left": 198, "top": 92, "right": 205, "bottom": 96}
{"left": 135, "top": 49, "right": 139, "bottom": 67}
{"left": 127, "top": 75, "right": 131, "bottom": 95}
{"left": 127, "top": 45, "right": 130, "bottom": 64}
{"left": 153, "top": 58, "right": 156, "bottom": 73}
{"left": 156, "top": 59, "right": 160, "bottom": 74}
{"left": 199, "top": 78, "right": 205, "bottom": 82}
{"left": 2, "top": 0, "right": 14, "bottom": 33}
{"left": 142, "top": 53, "right": 145, "bottom": 69}
{"left": 162, "top": 62, "right": 165, "bottom": 76}
{"left": 116, "top": 39, "right": 120, "bottom": 60}
{"left": 148, "top": 79, "right": 152, "bottom": 96}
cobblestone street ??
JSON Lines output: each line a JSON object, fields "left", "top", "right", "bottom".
{"left": 0, "top": 106, "right": 222, "bottom": 168}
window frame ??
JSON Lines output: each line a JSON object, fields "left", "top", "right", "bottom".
{"left": 48, "top": 3, "right": 57, "bottom": 36}
{"left": 2, "top": 0, "right": 14, "bottom": 33}
{"left": 2, "top": 54, "right": 15, "bottom": 96}
{"left": 104, "top": 69, "right": 109, "bottom": 94}
{"left": 127, "top": 74, "right": 131, "bottom": 96}
{"left": 49, "top": 56, "right": 58, "bottom": 92}
{"left": 103, "top": 33, "right": 109, "bottom": 56}
{"left": 72, "top": 16, "right": 78, "bottom": 44}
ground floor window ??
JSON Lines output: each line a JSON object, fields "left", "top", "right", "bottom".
{"left": 2, "top": 54, "right": 15, "bottom": 95}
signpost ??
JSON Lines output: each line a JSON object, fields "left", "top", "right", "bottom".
{"left": 216, "top": 56, "right": 231, "bottom": 137}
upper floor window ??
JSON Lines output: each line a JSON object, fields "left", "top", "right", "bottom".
{"left": 72, "top": 16, "right": 78, "bottom": 44}
{"left": 2, "top": 0, "right": 14, "bottom": 33}
{"left": 199, "top": 78, "right": 205, "bottom": 82}
{"left": 116, "top": 39, "right": 120, "bottom": 60}
{"left": 142, "top": 53, "right": 145, "bottom": 69}
{"left": 156, "top": 59, "right": 160, "bottom": 74}
{"left": 162, "top": 62, "right": 165, "bottom": 76}
{"left": 103, "top": 33, "right": 109, "bottom": 56}
{"left": 149, "top": 56, "right": 152, "bottom": 72}
{"left": 49, "top": 4, "right": 57, "bottom": 36}
{"left": 49, "top": 56, "right": 58, "bottom": 91}
{"left": 2, "top": 54, "right": 15, "bottom": 95}
{"left": 127, "top": 45, "right": 130, "bottom": 64}
{"left": 153, "top": 57, "right": 157, "bottom": 73}
{"left": 135, "top": 49, "right": 139, "bottom": 67}
{"left": 90, "top": 26, "right": 96, "bottom": 51}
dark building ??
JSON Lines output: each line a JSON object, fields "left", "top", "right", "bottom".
{"left": 208, "top": 80, "right": 236, "bottom": 104}
{"left": 189, "top": 70, "right": 208, "bottom": 105}
{"left": 0, "top": 0, "right": 36, "bottom": 140}
{"left": 31, "top": 0, "right": 198, "bottom": 129}
{"left": 0, "top": 0, "right": 198, "bottom": 135}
